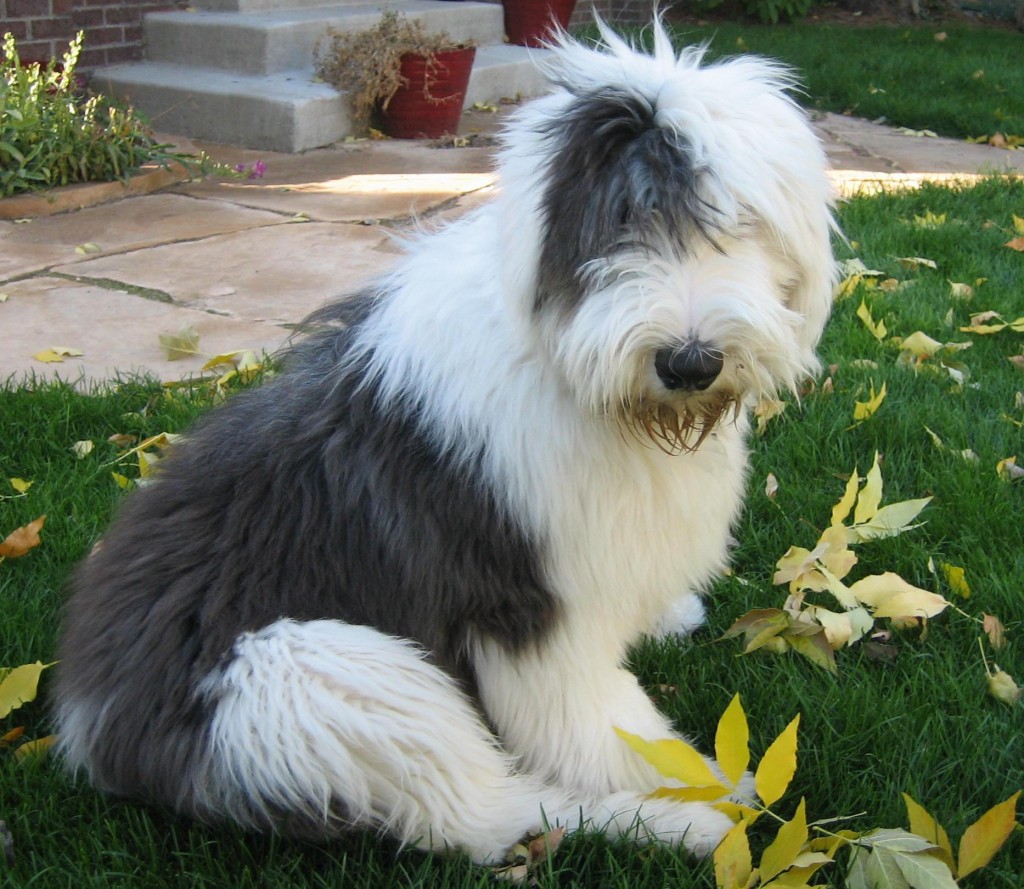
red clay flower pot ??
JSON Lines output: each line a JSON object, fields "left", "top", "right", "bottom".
{"left": 378, "top": 46, "right": 476, "bottom": 140}
{"left": 503, "top": 0, "right": 577, "bottom": 48}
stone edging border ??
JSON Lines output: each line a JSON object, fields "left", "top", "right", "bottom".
{"left": 0, "top": 160, "right": 194, "bottom": 220}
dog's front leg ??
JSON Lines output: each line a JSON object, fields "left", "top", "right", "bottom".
{"left": 472, "top": 626, "right": 738, "bottom": 853}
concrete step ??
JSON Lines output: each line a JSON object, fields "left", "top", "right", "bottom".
{"left": 146, "top": 1, "right": 507, "bottom": 76}
{"left": 195, "top": 0, "right": 373, "bottom": 12}
{"left": 99, "top": 45, "right": 549, "bottom": 152}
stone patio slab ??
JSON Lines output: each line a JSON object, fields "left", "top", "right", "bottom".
{"left": 1, "top": 194, "right": 288, "bottom": 283}
{"left": 52, "top": 221, "right": 401, "bottom": 324}
{"left": 180, "top": 139, "right": 498, "bottom": 222}
{"left": 0, "top": 276, "right": 292, "bottom": 386}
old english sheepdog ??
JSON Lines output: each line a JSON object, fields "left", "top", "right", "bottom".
{"left": 54, "top": 20, "right": 836, "bottom": 863}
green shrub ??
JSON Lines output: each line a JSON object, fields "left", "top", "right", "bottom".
{"left": 738, "top": 0, "right": 815, "bottom": 24}
{"left": 0, "top": 31, "right": 180, "bottom": 198}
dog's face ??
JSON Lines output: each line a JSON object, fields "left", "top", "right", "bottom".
{"left": 496, "top": 23, "right": 837, "bottom": 451}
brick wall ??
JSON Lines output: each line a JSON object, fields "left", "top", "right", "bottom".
{"left": 1, "top": 0, "right": 186, "bottom": 69}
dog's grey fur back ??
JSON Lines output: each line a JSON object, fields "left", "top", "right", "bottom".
{"left": 54, "top": 290, "right": 558, "bottom": 815}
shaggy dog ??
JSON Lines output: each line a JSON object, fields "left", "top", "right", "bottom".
{"left": 54, "top": 20, "right": 835, "bottom": 864}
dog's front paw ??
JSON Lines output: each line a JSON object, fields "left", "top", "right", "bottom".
{"left": 650, "top": 595, "right": 706, "bottom": 639}
{"left": 596, "top": 792, "right": 734, "bottom": 858}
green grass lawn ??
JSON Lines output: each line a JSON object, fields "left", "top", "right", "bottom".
{"left": 2, "top": 178, "right": 1023, "bottom": 886}
{"left": 656, "top": 21, "right": 1024, "bottom": 142}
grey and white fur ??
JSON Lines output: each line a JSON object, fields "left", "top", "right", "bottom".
{"left": 53, "top": 19, "right": 836, "bottom": 863}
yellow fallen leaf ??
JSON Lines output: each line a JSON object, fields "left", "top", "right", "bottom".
{"left": 914, "top": 211, "right": 947, "bottom": 228}
{"left": 760, "top": 798, "right": 809, "bottom": 884}
{"left": 996, "top": 456, "right": 1023, "bottom": 482}
{"left": 754, "top": 714, "right": 799, "bottom": 809}
{"left": 986, "top": 668, "right": 1021, "bottom": 707}
{"left": 71, "top": 440, "right": 94, "bottom": 459}
{"left": 939, "top": 563, "right": 970, "bottom": 599}
{"left": 111, "top": 472, "right": 132, "bottom": 490}
{"left": 764, "top": 472, "right": 779, "bottom": 500}
{"left": 14, "top": 734, "right": 57, "bottom": 762}
{"left": 714, "top": 821, "right": 753, "bottom": 889}
{"left": 897, "top": 256, "right": 938, "bottom": 271}
{"left": 856, "top": 299, "right": 887, "bottom": 341}
{"left": 958, "top": 792, "right": 1021, "bottom": 878}
{"left": 0, "top": 515, "right": 46, "bottom": 558}
{"left": 9, "top": 478, "right": 32, "bottom": 494}
{"left": 1005, "top": 236, "right": 1024, "bottom": 252}
{"left": 853, "top": 453, "right": 883, "bottom": 525}
{"left": 754, "top": 397, "right": 786, "bottom": 435}
{"left": 0, "top": 661, "right": 55, "bottom": 718}
{"left": 848, "top": 572, "right": 950, "bottom": 619}
{"left": 714, "top": 694, "right": 749, "bottom": 789}
{"left": 33, "top": 349, "right": 65, "bottom": 364}
{"left": 159, "top": 325, "right": 201, "bottom": 361}
{"left": 74, "top": 242, "right": 101, "bottom": 255}
{"left": 902, "top": 794, "right": 955, "bottom": 873}
{"left": 853, "top": 381, "right": 886, "bottom": 423}
{"left": 614, "top": 728, "right": 725, "bottom": 792}
{"left": 948, "top": 281, "right": 973, "bottom": 300}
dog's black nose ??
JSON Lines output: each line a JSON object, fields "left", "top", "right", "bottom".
{"left": 654, "top": 343, "right": 723, "bottom": 391}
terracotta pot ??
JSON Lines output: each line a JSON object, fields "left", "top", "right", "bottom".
{"left": 503, "top": 0, "right": 577, "bottom": 48}
{"left": 378, "top": 47, "right": 476, "bottom": 140}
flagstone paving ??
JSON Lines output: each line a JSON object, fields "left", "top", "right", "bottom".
{"left": 2, "top": 109, "right": 1022, "bottom": 387}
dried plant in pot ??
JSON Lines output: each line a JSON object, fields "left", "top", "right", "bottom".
{"left": 315, "top": 12, "right": 477, "bottom": 140}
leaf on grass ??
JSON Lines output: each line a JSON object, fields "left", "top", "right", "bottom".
{"left": 996, "top": 456, "right": 1024, "bottom": 482}
{"left": 14, "top": 734, "right": 57, "bottom": 763}
{"left": 846, "top": 499, "right": 932, "bottom": 544}
{"left": 856, "top": 299, "right": 887, "bottom": 341}
{"left": 831, "top": 469, "right": 860, "bottom": 528}
{"left": 70, "top": 440, "right": 94, "bottom": 459}
{"left": 897, "top": 256, "right": 938, "bottom": 270}
{"left": 948, "top": 281, "right": 974, "bottom": 300}
{"left": 1005, "top": 236, "right": 1024, "bottom": 252}
{"left": 898, "top": 332, "right": 971, "bottom": 360}
{"left": 0, "top": 662, "right": 55, "bottom": 719}
{"left": 9, "top": 478, "right": 31, "bottom": 494}
{"left": 957, "top": 791, "right": 1021, "bottom": 877}
{"left": 764, "top": 472, "right": 779, "bottom": 500}
{"left": 159, "top": 325, "right": 201, "bottom": 361}
{"left": 714, "top": 820, "right": 753, "bottom": 889}
{"left": 614, "top": 728, "right": 726, "bottom": 792}
{"left": 982, "top": 613, "right": 1007, "bottom": 650}
{"left": 938, "top": 563, "right": 970, "bottom": 599}
{"left": 0, "top": 515, "right": 46, "bottom": 558}
{"left": 986, "top": 667, "right": 1021, "bottom": 706}
{"left": 754, "top": 714, "right": 799, "bottom": 809}
{"left": 852, "top": 381, "right": 886, "bottom": 423}
{"left": 759, "top": 799, "right": 809, "bottom": 884}
{"left": 723, "top": 608, "right": 792, "bottom": 654}
{"left": 784, "top": 626, "right": 838, "bottom": 674}
{"left": 111, "top": 472, "right": 132, "bottom": 490}
{"left": 754, "top": 398, "right": 787, "bottom": 435}
{"left": 493, "top": 827, "right": 566, "bottom": 884}
{"left": 853, "top": 455, "right": 883, "bottom": 524}
{"left": 913, "top": 211, "right": 947, "bottom": 228}
{"left": 848, "top": 573, "right": 950, "bottom": 620}
{"left": 715, "top": 694, "right": 749, "bottom": 789}
{"left": 901, "top": 794, "right": 955, "bottom": 872}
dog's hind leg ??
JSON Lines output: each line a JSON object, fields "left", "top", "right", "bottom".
{"left": 199, "top": 618, "right": 659, "bottom": 862}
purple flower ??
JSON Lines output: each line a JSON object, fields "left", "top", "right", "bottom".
{"left": 233, "top": 163, "right": 247, "bottom": 174}
{"left": 247, "top": 160, "right": 267, "bottom": 180}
